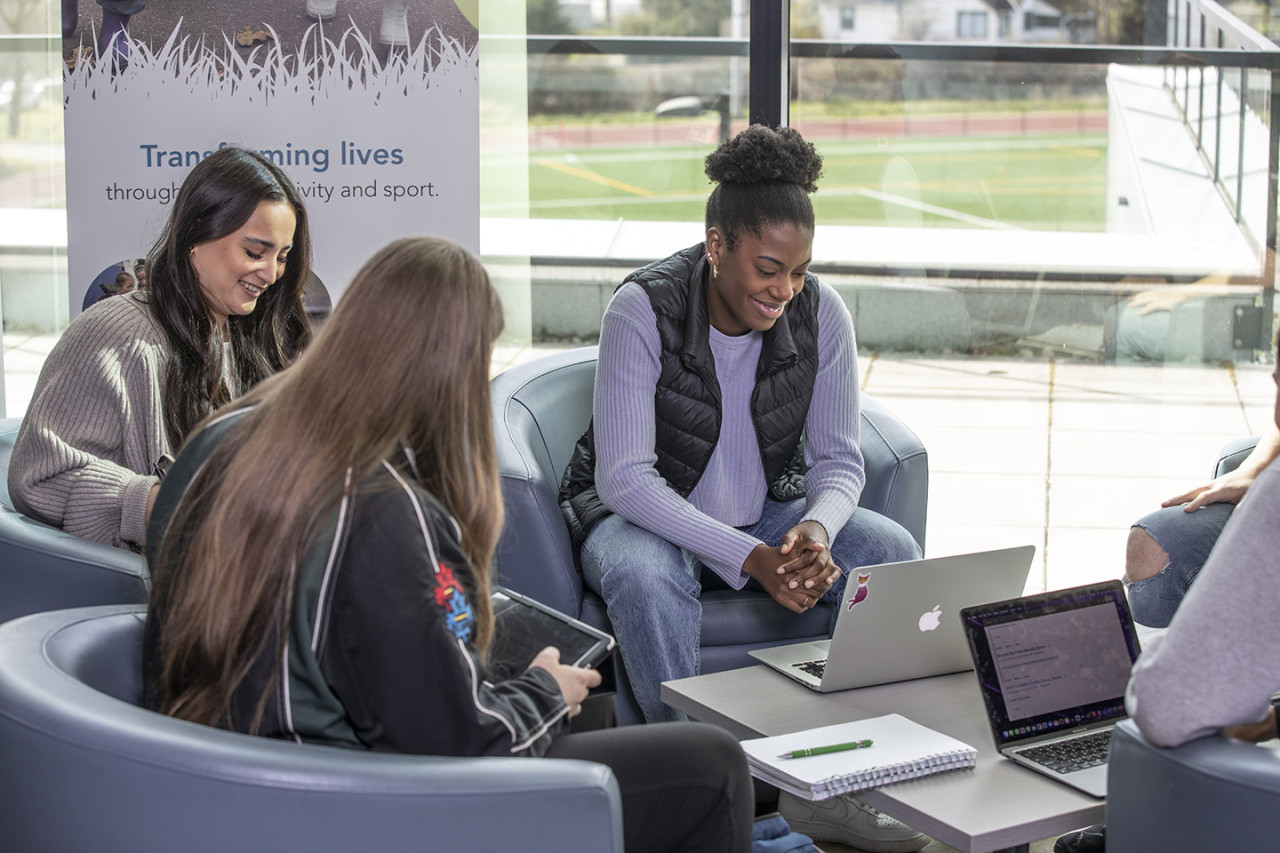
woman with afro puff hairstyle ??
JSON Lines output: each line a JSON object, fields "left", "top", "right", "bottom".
{"left": 560, "top": 125, "right": 926, "bottom": 851}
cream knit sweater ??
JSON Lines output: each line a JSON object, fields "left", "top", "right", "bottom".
{"left": 9, "top": 291, "right": 170, "bottom": 549}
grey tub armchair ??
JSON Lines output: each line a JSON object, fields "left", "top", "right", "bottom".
{"left": 491, "top": 346, "right": 929, "bottom": 724}
{"left": 0, "top": 417, "right": 148, "bottom": 623}
{"left": 0, "top": 604, "right": 623, "bottom": 853}
{"left": 1107, "top": 718, "right": 1280, "bottom": 851}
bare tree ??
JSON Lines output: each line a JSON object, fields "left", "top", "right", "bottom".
{"left": 620, "top": 0, "right": 730, "bottom": 37}
{"left": 0, "top": 0, "right": 50, "bottom": 137}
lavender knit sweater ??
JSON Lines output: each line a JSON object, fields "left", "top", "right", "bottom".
{"left": 592, "top": 278, "right": 864, "bottom": 588}
{"left": 8, "top": 292, "right": 169, "bottom": 549}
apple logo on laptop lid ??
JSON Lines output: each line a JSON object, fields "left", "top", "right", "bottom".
{"left": 918, "top": 605, "right": 942, "bottom": 632}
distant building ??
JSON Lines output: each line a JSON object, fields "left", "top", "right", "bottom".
{"left": 555, "top": 0, "right": 1094, "bottom": 43}
{"left": 811, "top": 0, "right": 1095, "bottom": 43}
{"left": 559, "top": 0, "right": 643, "bottom": 30}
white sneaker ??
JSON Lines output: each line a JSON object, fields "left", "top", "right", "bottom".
{"left": 379, "top": 0, "right": 409, "bottom": 46}
{"left": 306, "top": 0, "right": 337, "bottom": 20}
{"left": 778, "top": 792, "right": 929, "bottom": 853}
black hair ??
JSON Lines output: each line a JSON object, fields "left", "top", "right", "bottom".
{"left": 704, "top": 125, "right": 823, "bottom": 250}
{"left": 148, "top": 147, "right": 313, "bottom": 449}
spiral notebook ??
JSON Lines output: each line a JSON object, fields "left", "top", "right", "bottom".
{"left": 740, "top": 714, "right": 978, "bottom": 801}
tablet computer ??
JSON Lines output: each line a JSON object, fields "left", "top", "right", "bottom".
{"left": 486, "top": 587, "right": 616, "bottom": 683}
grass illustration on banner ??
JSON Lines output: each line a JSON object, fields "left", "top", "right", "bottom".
{"left": 61, "top": 12, "right": 481, "bottom": 314}
{"left": 63, "top": 19, "right": 475, "bottom": 108}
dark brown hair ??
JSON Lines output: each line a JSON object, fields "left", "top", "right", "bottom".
{"left": 148, "top": 146, "right": 313, "bottom": 449}
{"left": 150, "top": 237, "right": 504, "bottom": 730}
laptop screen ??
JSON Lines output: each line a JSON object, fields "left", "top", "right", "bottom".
{"left": 961, "top": 580, "right": 1141, "bottom": 749}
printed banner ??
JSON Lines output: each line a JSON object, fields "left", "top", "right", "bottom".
{"left": 62, "top": 0, "right": 478, "bottom": 316}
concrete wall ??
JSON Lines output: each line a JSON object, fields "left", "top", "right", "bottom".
{"left": 528, "top": 265, "right": 974, "bottom": 351}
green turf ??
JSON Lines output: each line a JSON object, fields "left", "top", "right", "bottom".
{"left": 525, "top": 133, "right": 1107, "bottom": 231}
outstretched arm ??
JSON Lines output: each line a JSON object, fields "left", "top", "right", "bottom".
{"left": 1162, "top": 422, "right": 1280, "bottom": 511}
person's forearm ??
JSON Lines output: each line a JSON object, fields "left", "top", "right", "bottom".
{"left": 800, "top": 281, "right": 864, "bottom": 538}
{"left": 598, "top": 469, "right": 759, "bottom": 586}
{"left": 1237, "top": 421, "right": 1280, "bottom": 478}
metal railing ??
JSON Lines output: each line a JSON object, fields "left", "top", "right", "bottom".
{"left": 0, "top": 34, "right": 58, "bottom": 54}
{"left": 1165, "top": 0, "right": 1278, "bottom": 346}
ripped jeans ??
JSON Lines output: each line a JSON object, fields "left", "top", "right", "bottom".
{"left": 1125, "top": 502, "right": 1234, "bottom": 627}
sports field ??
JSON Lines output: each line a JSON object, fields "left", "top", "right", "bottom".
{"left": 526, "top": 131, "right": 1108, "bottom": 231}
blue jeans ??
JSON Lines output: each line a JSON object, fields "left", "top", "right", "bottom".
{"left": 581, "top": 498, "right": 922, "bottom": 723}
{"left": 1125, "top": 501, "right": 1234, "bottom": 627}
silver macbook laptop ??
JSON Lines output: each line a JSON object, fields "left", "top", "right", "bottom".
{"left": 749, "top": 545, "right": 1035, "bottom": 693}
{"left": 960, "top": 580, "right": 1142, "bottom": 798}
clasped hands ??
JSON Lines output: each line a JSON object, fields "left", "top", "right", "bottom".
{"left": 743, "top": 519, "right": 843, "bottom": 614}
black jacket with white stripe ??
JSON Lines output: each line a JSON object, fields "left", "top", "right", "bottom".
{"left": 144, "top": 409, "right": 571, "bottom": 756}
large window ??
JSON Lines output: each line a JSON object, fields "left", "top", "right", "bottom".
{"left": 479, "top": 0, "right": 1279, "bottom": 592}
{"left": 4, "top": 0, "right": 1279, "bottom": 595}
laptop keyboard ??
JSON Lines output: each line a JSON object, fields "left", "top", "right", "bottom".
{"left": 794, "top": 659, "right": 828, "bottom": 678}
{"left": 1017, "top": 729, "right": 1112, "bottom": 774}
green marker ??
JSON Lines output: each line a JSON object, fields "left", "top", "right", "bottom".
{"left": 779, "top": 738, "right": 874, "bottom": 759}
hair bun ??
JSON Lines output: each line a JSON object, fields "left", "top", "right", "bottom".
{"left": 704, "top": 125, "right": 823, "bottom": 193}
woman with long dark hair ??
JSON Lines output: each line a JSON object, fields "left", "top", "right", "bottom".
{"left": 143, "top": 237, "right": 753, "bottom": 853}
{"left": 8, "top": 146, "right": 312, "bottom": 550}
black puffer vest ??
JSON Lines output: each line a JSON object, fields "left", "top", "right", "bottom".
{"left": 558, "top": 243, "right": 821, "bottom": 557}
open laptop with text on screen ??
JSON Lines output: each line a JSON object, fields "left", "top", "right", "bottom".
{"left": 749, "top": 545, "right": 1035, "bottom": 693}
{"left": 960, "top": 580, "right": 1142, "bottom": 798}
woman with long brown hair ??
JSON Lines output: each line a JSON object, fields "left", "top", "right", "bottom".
{"left": 9, "top": 145, "right": 312, "bottom": 551}
{"left": 143, "top": 236, "right": 754, "bottom": 853}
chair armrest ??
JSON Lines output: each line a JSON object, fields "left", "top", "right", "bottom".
{"left": 491, "top": 349, "right": 598, "bottom": 618}
{"left": 1107, "top": 718, "right": 1280, "bottom": 851}
{"left": 0, "top": 606, "right": 624, "bottom": 853}
{"left": 0, "top": 416, "right": 21, "bottom": 508}
{"left": 1215, "top": 435, "right": 1261, "bottom": 478}
{"left": 495, "top": 469, "right": 583, "bottom": 617}
{"left": 0, "top": 508, "right": 148, "bottom": 623}
{"left": 858, "top": 392, "right": 929, "bottom": 552}
{"left": 0, "top": 417, "right": 149, "bottom": 624}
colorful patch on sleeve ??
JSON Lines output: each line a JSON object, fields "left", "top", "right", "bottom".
{"left": 433, "top": 563, "right": 474, "bottom": 642}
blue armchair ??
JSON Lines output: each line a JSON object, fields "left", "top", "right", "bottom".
{"left": 1215, "top": 434, "right": 1260, "bottom": 477}
{"left": 0, "top": 417, "right": 148, "bottom": 623}
{"left": 490, "top": 346, "right": 929, "bottom": 724}
{"left": 1107, "top": 718, "right": 1280, "bottom": 851}
{"left": 0, "top": 605, "right": 623, "bottom": 853}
